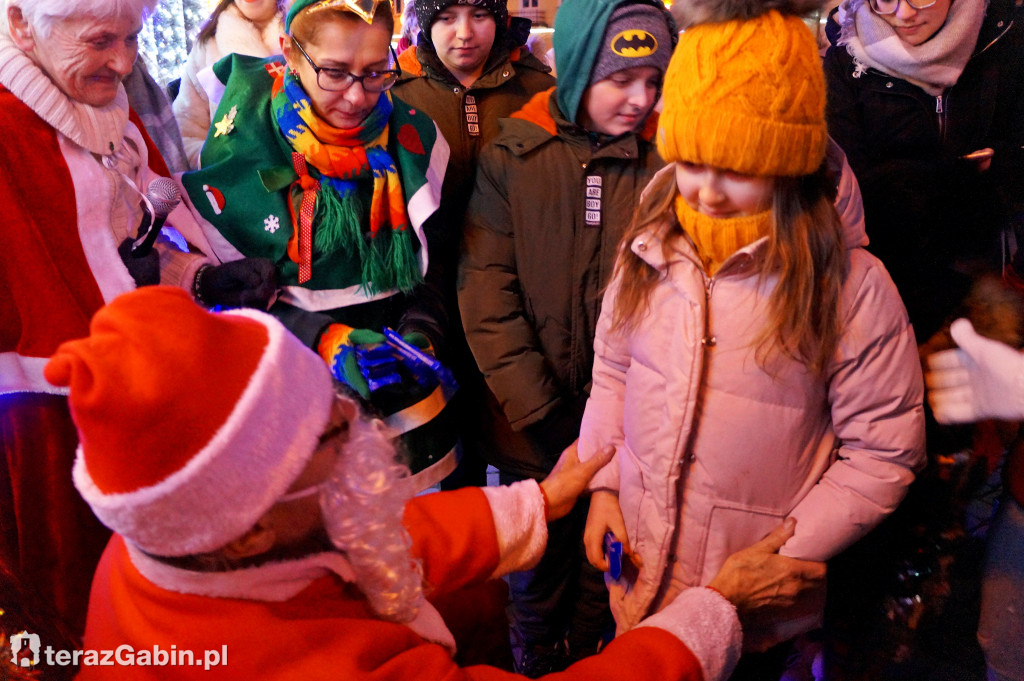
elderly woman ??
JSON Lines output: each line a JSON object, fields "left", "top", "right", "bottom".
{"left": 0, "top": 0, "right": 269, "bottom": 637}
{"left": 180, "top": 0, "right": 456, "bottom": 489}
{"left": 824, "top": 0, "right": 1024, "bottom": 343}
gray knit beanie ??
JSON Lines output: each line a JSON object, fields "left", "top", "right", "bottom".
{"left": 590, "top": 2, "right": 675, "bottom": 85}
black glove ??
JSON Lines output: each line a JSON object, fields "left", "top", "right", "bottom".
{"left": 118, "top": 237, "right": 160, "bottom": 288}
{"left": 194, "top": 258, "right": 278, "bottom": 309}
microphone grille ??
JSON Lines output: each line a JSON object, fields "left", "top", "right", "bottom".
{"left": 146, "top": 177, "right": 182, "bottom": 217}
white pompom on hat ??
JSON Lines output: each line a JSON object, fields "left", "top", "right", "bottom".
{"left": 44, "top": 286, "right": 335, "bottom": 557}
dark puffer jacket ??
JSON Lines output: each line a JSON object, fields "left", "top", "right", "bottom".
{"left": 458, "top": 90, "right": 665, "bottom": 478}
{"left": 823, "top": 0, "right": 1024, "bottom": 340}
{"left": 394, "top": 33, "right": 555, "bottom": 243}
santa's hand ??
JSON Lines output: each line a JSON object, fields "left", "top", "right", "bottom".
{"left": 539, "top": 442, "right": 614, "bottom": 522}
{"left": 926, "top": 318, "right": 1024, "bottom": 423}
{"left": 707, "top": 519, "right": 825, "bottom": 616}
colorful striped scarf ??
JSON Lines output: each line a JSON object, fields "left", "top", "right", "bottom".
{"left": 271, "top": 69, "right": 420, "bottom": 293}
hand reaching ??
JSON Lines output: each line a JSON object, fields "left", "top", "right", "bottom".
{"left": 926, "top": 318, "right": 1024, "bottom": 423}
{"left": 317, "top": 324, "right": 385, "bottom": 399}
{"left": 539, "top": 442, "right": 614, "bottom": 522}
{"left": 706, "top": 518, "right": 826, "bottom": 616}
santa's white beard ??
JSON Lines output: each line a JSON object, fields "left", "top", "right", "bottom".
{"left": 319, "top": 413, "right": 425, "bottom": 623}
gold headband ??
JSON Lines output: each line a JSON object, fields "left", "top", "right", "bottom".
{"left": 306, "top": 0, "right": 389, "bottom": 24}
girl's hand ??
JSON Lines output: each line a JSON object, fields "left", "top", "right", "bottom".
{"left": 584, "top": 490, "right": 633, "bottom": 571}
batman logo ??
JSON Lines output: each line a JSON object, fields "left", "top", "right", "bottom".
{"left": 611, "top": 30, "right": 658, "bottom": 58}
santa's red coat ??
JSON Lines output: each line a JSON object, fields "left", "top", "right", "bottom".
{"left": 79, "top": 488, "right": 707, "bottom": 681}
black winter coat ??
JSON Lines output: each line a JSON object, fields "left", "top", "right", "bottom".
{"left": 824, "top": 0, "right": 1024, "bottom": 340}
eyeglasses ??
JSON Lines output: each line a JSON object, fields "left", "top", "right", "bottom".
{"left": 868, "top": 0, "right": 938, "bottom": 15}
{"left": 291, "top": 38, "right": 400, "bottom": 92}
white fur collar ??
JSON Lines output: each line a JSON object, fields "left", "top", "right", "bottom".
{"left": 214, "top": 4, "right": 284, "bottom": 60}
{"left": 0, "top": 30, "right": 129, "bottom": 156}
{"left": 126, "top": 542, "right": 457, "bottom": 654}
{"left": 127, "top": 541, "right": 357, "bottom": 601}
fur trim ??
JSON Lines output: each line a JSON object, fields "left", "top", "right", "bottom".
{"left": 127, "top": 539, "right": 457, "bottom": 654}
{"left": 480, "top": 480, "right": 548, "bottom": 577}
{"left": 214, "top": 5, "right": 284, "bottom": 61}
{"left": 128, "top": 542, "right": 357, "bottom": 601}
{"left": 636, "top": 587, "right": 742, "bottom": 681}
{"left": 673, "top": 0, "right": 824, "bottom": 27}
{"left": 73, "top": 308, "right": 335, "bottom": 557}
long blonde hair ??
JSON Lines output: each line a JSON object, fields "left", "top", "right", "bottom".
{"left": 611, "top": 163, "right": 848, "bottom": 374}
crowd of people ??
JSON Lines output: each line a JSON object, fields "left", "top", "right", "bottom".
{"left": 0, "top": 0, "right": 1021, "bottom": 680}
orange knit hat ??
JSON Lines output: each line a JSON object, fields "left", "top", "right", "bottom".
{"left": 657, "top": 10, "right": 827, "bottom": 177}
{"left": 44, "top": 286, "right": 335, "bottom": 557}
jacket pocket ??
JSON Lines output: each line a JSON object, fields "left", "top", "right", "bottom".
{"left": 695, "top": 502, "right": 787, "bottom": 586}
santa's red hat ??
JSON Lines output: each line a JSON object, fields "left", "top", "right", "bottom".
{"left": 44, "top": 286, "right": 335, "bottom": 557}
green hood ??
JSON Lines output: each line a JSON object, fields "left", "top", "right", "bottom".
{"left": 553, "top": 0, "right": 675, "bottom": 125}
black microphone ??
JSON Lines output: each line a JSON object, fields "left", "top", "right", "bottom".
{"left": 131, "top": 177, "right": 182, "bottom": 258}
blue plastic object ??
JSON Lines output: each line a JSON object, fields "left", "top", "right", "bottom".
{"left": 604, "top": 532, "right": 623, "bottom": 580}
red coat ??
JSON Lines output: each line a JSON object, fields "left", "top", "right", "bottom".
{"left": 0, "top": 84, "right": 204, "bottom": 637}
{"left": 79, "top": 487, "right": 707, "bottom": 681}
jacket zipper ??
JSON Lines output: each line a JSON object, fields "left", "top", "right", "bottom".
{"left": 645, "top": 272, "right": 716, "bottom": 619}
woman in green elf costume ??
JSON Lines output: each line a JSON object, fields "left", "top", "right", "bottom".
{"left": 180, "top": 0, "right": 456, "bottom": 488}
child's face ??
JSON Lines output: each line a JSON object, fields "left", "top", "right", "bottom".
{"left": 429, "top": 5, "right": 497, "bottom": 84}
{"left": 675, "top": 161, "right": 774, "bottom": 218}
{"left": 578, "top": 66, "right": 661, "bottom": 137}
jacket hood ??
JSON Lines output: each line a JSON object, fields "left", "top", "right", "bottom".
{"left": 553, "top": 0, "right": 674, "bottom": 125}
{"left": 827, "top": 137, "right": 868, "bottom": 250}
{"left": 511, "top": 86, "right": 661, "bottom": 145}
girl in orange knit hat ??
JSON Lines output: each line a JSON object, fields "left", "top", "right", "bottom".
{"left": 576, "top": 1, "right": 927, "bottom": 678}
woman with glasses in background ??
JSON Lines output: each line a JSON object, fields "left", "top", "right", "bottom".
{"left": 823, "top": 0, "right": 1024, "bottom": 344}
{"left": 178, "top": 0, "right": 459, "bottom": 492}
{"left": 824, "top": 1, "right": 1024, "bottom": 679}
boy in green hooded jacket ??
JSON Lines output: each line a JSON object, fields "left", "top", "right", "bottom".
{"left": 457, "top": 0, "right": 677, "bottom": 673}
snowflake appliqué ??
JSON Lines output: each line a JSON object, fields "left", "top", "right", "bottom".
{"left": 264, "top": 215, "right": 280, "bottom": 234}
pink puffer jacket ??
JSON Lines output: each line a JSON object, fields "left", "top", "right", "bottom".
{"left": 579, "top": 147, "right": 926, "bottom": 650}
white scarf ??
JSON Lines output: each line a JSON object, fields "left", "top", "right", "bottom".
{"left": 0, "top": 29, "right": 129, "bottom": 155}
{"left": 128, "top": 543, "right": 458, "bottom": 654}
{"left": 837, "top": 0, "right": 988, "bottom": 95}
{"left": 210, "top": 4, "right": 283, "bottom": 63}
